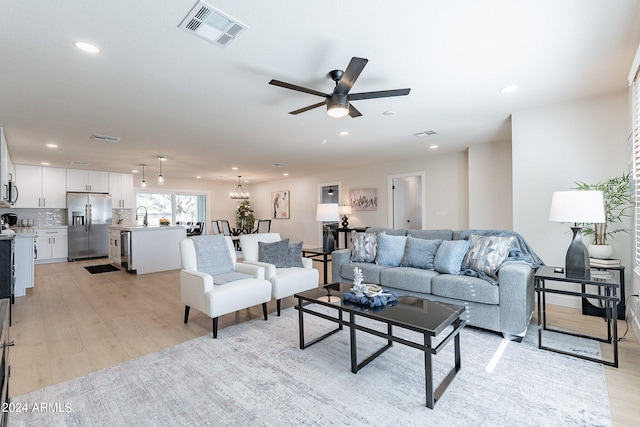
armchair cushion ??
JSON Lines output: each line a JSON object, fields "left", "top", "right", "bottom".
{"left": 191, "top": 235, "right": 234, "bottom": 276}
{"left": 259, "top": 238, "right": 290, "bottom": 268}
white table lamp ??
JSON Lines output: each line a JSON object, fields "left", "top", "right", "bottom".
{"left": 316, "top": 203, "right": 340, "bottom": 252}
{"left": 549, "top": 190, "right": 605, "bottom": 279}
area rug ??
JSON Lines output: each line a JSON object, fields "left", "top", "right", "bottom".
{"left": 9, "top": 307, "right": 611, "bottom": 427}
{"left": 84, "top": 264, "right": 121, "bottom": 274}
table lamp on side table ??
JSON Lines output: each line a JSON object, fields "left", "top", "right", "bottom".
{"left": 339, "top": 205, "right": 352, "bottom": 228}
{"left": 316, "top": 203, "right": 340, "bottom": 253}
{"left": 549, "top": 190, "right": 605, "bottom": 279}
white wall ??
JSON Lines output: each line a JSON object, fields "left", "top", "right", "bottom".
{"left": 468, "top": 140, "right": 513, "bottom": 229}
{"left": 512, "top": 90, "right": 632, "bottom": 306}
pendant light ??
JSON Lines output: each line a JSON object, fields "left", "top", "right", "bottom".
{"left": 158, "top": 156, "right": 165, "bottom": 185}
{"left": 140, "top": 164, "right": 147, "bottom": 188}
{"left": 230, "top": 176, "right": 249, "bottom": 199}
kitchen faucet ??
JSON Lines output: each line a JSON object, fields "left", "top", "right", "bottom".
{"left": 136, "top": 206, "right": 148, "bottom": 226}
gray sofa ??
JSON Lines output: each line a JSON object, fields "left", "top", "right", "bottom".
{"left": 331, "top": 228, "right": 542, "bottom": 341}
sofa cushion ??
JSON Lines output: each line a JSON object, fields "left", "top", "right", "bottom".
{"left": 287, "top": 241, "right": 304, "bottom": 268}
{"left": 258, "top": 238, "right": 290, "bottom": 268}
{"left": 400, "top": 237, "right": 441, "bottom": 270}
{"left": 380, "top": 267, "right": 439, "bottom": 294}
{"left": 376, "top": 233, "right": 407, "bottom": 267}
{"left": 434, "top": 240, "right": 470, "bottom": 274}
{"left": 351, "top": 232, "right": 378, "bottom": 262}
{"left": 408, "top": 229, "right": 453, "bottom": 241}
{"left": 431, "top": 274, "right": 500, "bottom": 305}
{"left": 462, "top": 234, "right": 515, "bottom": 279}
{"left": 340, "top": 262, "right": 390, "bottom": 285}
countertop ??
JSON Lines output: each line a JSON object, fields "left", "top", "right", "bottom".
{"left": 109, "top": 225, "right": 187, "bottom": 232}
{"left": 2, "top": 228, "right": 36, "bottom": 238}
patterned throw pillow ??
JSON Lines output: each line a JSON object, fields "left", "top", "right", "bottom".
{"left": 375, "top": 233, "right": 407, "bottom": 267}
{"left": 351, "top": 231, "right": 377, "bottom": 263}
{"left": 462, "top": 234, "right": 515, "bottom": 279}
{"left": 401, "top": 237, "right": 442, "bottom": 270}
{"left": 434, "top": 240, "right": 471, "bottom": 274}
{"left": 258, "top": 238, "right": 290, "bottom": 268}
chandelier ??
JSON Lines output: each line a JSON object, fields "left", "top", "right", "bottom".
{"left": 230, "top": 176, "right": 249, "bottom": 199}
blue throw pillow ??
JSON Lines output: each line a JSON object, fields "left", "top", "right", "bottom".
{"left": 434, "top": 240, "right": 471, "bottom": 274}
{"left": 258, "top": 238, "right": 290, "bottom": 268}
{"left": 191, "top": 235, "right": 235, "bottom": 277}
{"left": 287, "top": 241, "right": 304, "bottom": 268}
{"left": 401, "top": 237, "right": 442, "bottom": 270}
{"left": 376, "top": 233, "right": 407, "bottom": 267}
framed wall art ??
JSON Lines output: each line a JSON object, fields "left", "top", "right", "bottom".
{"left": 349, "top": 188, "right": 377, "bottom": 211}
{"left": 272, "top": 190, "right": 290, "bottom": 219}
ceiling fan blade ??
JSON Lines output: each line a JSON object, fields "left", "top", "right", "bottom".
{"left": 289, "top": 101, "right": 326, "bottom": 115}
{"left": 269, "top": 79, "right": 329, "bottom": 98}
{"left": 348, "top": 104, "right": 362, "bottom": 118}
{"left": 349, "top": 88, "right": 411, "bottom": 101}
{"left": 335, "top": 57, "right": 368, "bottom": 94}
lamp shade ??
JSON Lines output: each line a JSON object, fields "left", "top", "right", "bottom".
{"left": 316, "top": 203, "right": 340, "bottom": 222}
{"left": 339, "top": 205, "right": 352, "bottom": 215}
{"left": 549, "top": 191, "right": 605, "bottom": 224}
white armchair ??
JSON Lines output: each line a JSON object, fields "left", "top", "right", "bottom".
{"left": 179, "top": 235, "right": 272, "bottom": 338}
{"left": 240, "top": 233, "right": 319, "bottom": 315}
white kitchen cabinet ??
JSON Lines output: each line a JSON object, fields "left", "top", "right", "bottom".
{"left": 66, "top": 169, "right": 109, "bottom": 193}
{"left": 0, "top": 127, "right": 14, "bottom": 202}
{"left": 108, "top": 172, "right": 134, "bottom": 209}
{"left": 35, "top": 227, "right": 68, "bottom": 264}
{"left": 14, "top": 234, "right": 35, "bottom": 297}
{"left": 14, "top": 164, "right": 66, "bottom": 208}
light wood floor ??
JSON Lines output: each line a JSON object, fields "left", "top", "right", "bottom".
{"left": 9, "top": 259, "right": 640, "bottom": 426}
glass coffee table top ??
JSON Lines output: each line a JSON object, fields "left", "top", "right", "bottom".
{"left": 295, "top": 283, "right": 464, "bottom": 336}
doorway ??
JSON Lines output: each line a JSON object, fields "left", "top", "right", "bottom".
{"left": 388, "top": 172, "right": 426, "bottom": 229}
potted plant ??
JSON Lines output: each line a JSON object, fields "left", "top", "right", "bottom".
{"left": 573, "top": 172, "right": 632, "bottom": 259}
{"left": 235, "top": 200, "right": 255, "bottom": 233}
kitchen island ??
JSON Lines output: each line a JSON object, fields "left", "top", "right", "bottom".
{"left": 110, "top": 225, "right": 187, "bottom": 274}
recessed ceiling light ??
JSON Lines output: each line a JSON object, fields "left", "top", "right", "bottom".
{"left": 339, "top": 131, "right": 349, "bottom": 136}
{"left": 73, "top": 41, "right": 100, "bottom": 54}
{"left": 321, "top": 139, "right": 327, "bottom": 145}
{"left": 41, "top": 162, "right": 50, "bottom": 166}
{"left": 196, "top": 176, "right": 202, "bottom": 179}
{"left": 283, "top": 173, "right": 289, "bottom": 176}
{"left": 46, "top": 143, "right": 58, "bottom": 148}
{"left": 132, "top": 169, "right": 139, "bottom": 174}
{"left": 232, "top": 166, "right": 238, "bottom": 170}
{"left": 500, "top": 85, "right": 518, "bottom": 93}
{"left": 430, "top": 145, "right": 438, "bottom": 149}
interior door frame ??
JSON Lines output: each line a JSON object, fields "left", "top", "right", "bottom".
{"left": 387, "top": 171, "right": 426, "bottom": 229}
{"left": 318, "top": 181, "right": 341, "bottom": 245}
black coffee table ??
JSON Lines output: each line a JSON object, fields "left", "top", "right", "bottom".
{"left": 294, "top": 283, "right": 466, "bottom": 408}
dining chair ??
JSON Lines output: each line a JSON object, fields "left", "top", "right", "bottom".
{"left": 256, "top": 219, "right": 271, "bottom": 233}
{"left": 211, "top": 220, "right": 220, "bottom": 235}
{"left": 220, "top": 220, "right": 232, "bottom": 236}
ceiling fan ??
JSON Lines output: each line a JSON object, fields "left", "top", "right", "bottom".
{"left": 269, "top": 57, "right": 410, "bottom": 118}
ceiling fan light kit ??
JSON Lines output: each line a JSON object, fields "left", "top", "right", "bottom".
{"left": 269, "top": 57, "right": 410, "bottom": 118}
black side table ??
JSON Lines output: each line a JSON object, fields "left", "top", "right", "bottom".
{"left": 583, "top": 266, "right": 625, "bottom": 320}
{"left": 302, "top": 247, "right": 332, "bottom": 284}
{"left": 535, "top": 265, "right": 619, "bottom": 367}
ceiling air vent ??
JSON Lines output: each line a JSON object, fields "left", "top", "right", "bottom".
{"left": 414, "top": 130, "right": 439, "bottom": 138}
{"left": 70, "top": 161, "right": 92, "bottom": 166}
{"left": 179, "top": 1, "right": 249, "bottom": 48}
{"left": 92, "top": 133, "right": 120, "bottom": 142}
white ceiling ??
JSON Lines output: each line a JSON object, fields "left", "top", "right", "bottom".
{"left": 1, "top": 0, "right": 639, "bottom": 185}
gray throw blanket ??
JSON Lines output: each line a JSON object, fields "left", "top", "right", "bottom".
{"left": 457, "top": 229, "right": 544, "bottom": 285}
{"left": 191, "top": 236, "right": 252, "bottom": 285}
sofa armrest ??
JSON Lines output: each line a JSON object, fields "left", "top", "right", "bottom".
{"left": 497, "top": 263, "right": 535, "bottom": 337}
{"left": 180, "top": 270, "right": 214, "bottom": 313}
{"left": 302, "top": 257, "right": 313, "bottom": 269}
{"left": 241, "top": 260, "right": 277, "bottom": 280}
{"left": 331, "top": 249, "right": 352, "bottom": 284}
{"left": 235, "top": 262, "right": 266, "bottom": 279}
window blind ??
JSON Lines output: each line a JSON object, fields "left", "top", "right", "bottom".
{"left": 634, "top": 72, "right": 640, "bottom": 267}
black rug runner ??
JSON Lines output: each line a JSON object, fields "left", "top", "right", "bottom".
{"left": 84, "top": 264, "right": 121, "bottom": 274}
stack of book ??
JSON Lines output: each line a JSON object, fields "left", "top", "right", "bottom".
{"left": 590, "top": 258, "right": 621, "bottom": 268}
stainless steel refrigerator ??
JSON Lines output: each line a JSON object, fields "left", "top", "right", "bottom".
{"left": 67, "top": 193, "right": 112, "bottom": 260}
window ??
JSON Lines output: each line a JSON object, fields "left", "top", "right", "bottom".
{"left": 137, "top": 192, "right": 206, "bottom": 227}
{"left": 632, "top": 58, "right": 640, "bottom": 267}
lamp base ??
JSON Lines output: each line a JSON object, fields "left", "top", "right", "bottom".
{"left": 322, "top": 226, "right": 335, "bottom": 253}
{"left": 341, "top": 216, "right": 349, "bottom": 228}
{"left": 317, "top": 295, "right": 341, "bottom": 304}
{"left": 565, "top": 227, "right": 590, "bottom": 279}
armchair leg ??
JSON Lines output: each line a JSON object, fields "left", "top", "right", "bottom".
{"left": 277, "top": 299, "right": 282, "bottom": 316}
{"left": 262, "top": 303, "right": 268, "bottom": 320}
{"left": 212, "top": 317, "right": 219, "bottom": 339}
{"left": 184, "top": 306, "right": 190, "bottom": 323}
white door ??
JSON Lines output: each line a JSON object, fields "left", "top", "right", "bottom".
{"left": 389, "top": 172, "right": 425, "bottom": 230}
